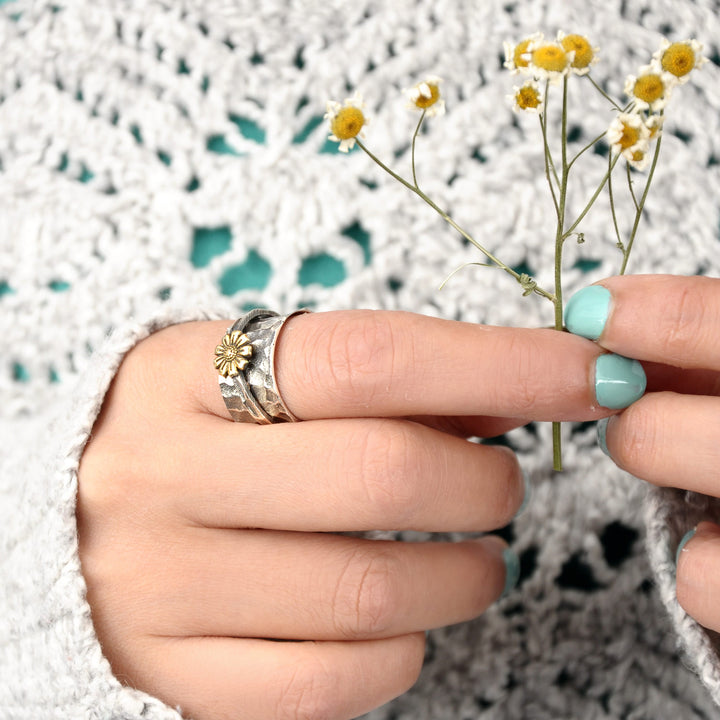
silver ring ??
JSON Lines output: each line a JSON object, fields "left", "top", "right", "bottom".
{"left": 214, "top": 308, "right": 309, "bottom": 423}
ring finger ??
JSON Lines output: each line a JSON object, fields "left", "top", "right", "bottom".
{"left": 115, "top": 530, "right": 512, "bottom": 641}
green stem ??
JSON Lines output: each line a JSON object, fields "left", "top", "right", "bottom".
{"left": 356, "top": 138, "right": 555, "bottom": 301}
{"left": 619, "top": 130, "right": 663, "bottom": 274}
{"left": 539, "top": 112, "right": 560, "bottom": 218}
{"left": 566, "top": 129, "right": 608, "bottom": 172}
{"left": 625, "top": 162, "right": 640, "bottom": 211}
{"left": 562, "top": 153, "right": 621, "bottom": 240}
{"left": 607, "top": 152, "right": 624, "bottom": 250}
{"left": 586, "top": 75, "right": 623, "bottom": 111}
{"left": 550, "top": 77, "right": 571, "bottom": 472}
{"left": 411, "top": 110, "right": 426, "bottom": 189}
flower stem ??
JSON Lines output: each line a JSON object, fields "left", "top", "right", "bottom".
{"left": 411, "top": 110, "right": 426, "bottom": 189}
{"left": 619, "top": 130, "right": 663, "bottom": 274}
{"left": 549, "top": 77, "right": 571, "bottom": 472}
{"left": 586, "top": 75, "right": 623, "bottom": 111}
{"left": 356, "top": 138, "right": 555, "bottom": 301}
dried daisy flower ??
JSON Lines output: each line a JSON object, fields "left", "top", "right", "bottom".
{"left": 608, "top": 112, "right": 651, "bottom": 166}
{"left": 324, "top": 92, "right": 368, "bottom": 152}
{"left": 557, "top": 32, "right": 598, "bottom": 75}
{"left": 405, "top": 76, "right": 445, "bottom": 117}
{"left": 511, "top": 81, "right": 545, "bottom": 113}
{"left": 527, "top": 39, "right": 573, "bottom": 83}
{"left": 503, "top": 32, "right": 544, "bottom": 74}
{"left": 624, "top": 65, "right": 676, "bottom": 112}
{"left": 644, "top": 114, "right": 664, "bottom": 141}
{"left": 654, "top": 39, "right": 707, "bottom": 84}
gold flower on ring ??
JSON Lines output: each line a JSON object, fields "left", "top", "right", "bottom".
{"left": 215, "top": 331, "right": 253, "bottom": 377}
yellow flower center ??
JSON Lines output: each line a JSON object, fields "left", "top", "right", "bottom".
{"left": 633, "top": 74, "right": 665, "bottom": 103}
{"left": 561, "top": 34, "right": 594, "bottom": 68}
{"left": 661, "top": 42, "right": 695, "bottom": 77}
{"left": 532, "top": 44, "right": 569, "bottom": 72}
{"left": 631, "top": 149, "right": 645, "bottom": 163}
{"left": 514, "top": 38, "right": 532, "bottom": 68}
{"left": 331, "top": 107, "right": 365, "bottom": 140}
{"left": 516, "top": 85, "right": 542, "bottom": 110}
{"left": 617, "top": 122, "right": 640, "bottom": 150}
{"left": 223, "top": 346, "right": 238, "bottom": 360}
{"left": 413, "top": 83, "right": 440, "bottom": 109}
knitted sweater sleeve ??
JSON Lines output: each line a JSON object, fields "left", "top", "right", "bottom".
{"left": 0, "top": 307, "right": 223, "bottom": 719}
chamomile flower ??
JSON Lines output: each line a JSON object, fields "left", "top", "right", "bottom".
{"left": 654, "top": 39, "right": 706, "bottom": 84}
{"left": 503, "top": 32, "right": 543, "bottom": 74}
{"left": 644, "top": 114, "right": 664, "bottom": 141}
{"left": 527, "top": 40, "right": 573, "bottom": 84}
{"left": 324, "top": 92, "right": 368, "bottom": 152}
{"left": 405, "top": 76, "right": 445, "bottom": 117}
{"left": 511, "top": 81, "right": 545, "bottom": 114}
{"left": 624, "top": 65, "right": 675, "bottom": 112}
{"left": 557, "top": 32, "right": 598, "bottom": 75}
{"left": 607, "top": 112, "right": 651, "bottom": 167}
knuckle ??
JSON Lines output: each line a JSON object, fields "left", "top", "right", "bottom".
{"left": 349, "top": 420, "right": 423, "bottom": 525}
{"left": 660, "top": 284, "right": 708, "bottom": 362}
{"left": 331, "top": 547, "right": 400, "bottom": 638}
{"left": 499, "top": 335, "right": 540, "bottom": 415}
{"left": 276, "top": 655, "right": 337, "bottom": 720}
{"left": 613, "top": 398, "right": 662, "bottom": 478}
{"left": 315, "top": 312, "right": 401, "bottom": 406}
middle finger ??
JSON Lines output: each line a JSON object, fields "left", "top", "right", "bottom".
{"left": 143, "top": 415, "right": 525, "bottom": 533}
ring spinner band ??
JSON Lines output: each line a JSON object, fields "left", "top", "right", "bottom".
{"left": 216, "top": 308, "right": 308, "bottom": 423}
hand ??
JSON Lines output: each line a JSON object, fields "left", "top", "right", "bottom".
{"left": 564, "top": 274, "right": 720, "bottom": 633}
{"left": 77, "top": 310, "right": 615, "bottom": 720}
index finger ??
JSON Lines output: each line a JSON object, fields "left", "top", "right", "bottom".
{"left": 181, "top": 310, "right": 639, "bottom": 421}
{"left": 565, "top": 274, "right": 720, "bottom": 371}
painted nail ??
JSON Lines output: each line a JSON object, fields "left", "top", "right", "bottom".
{"left": 515, "top": 472, "right": 532, "bottom": 517}
{"left": 596, "top": 417, "right": 611, "bottom": 457}
{"left": 565, "top": 285, "right": 611, "bottom": 340}
{"left": 676, "top": 528, "right": 696, "bottom": 566}
{"left": 595, "top": 354, "right": 646, "bottom": 409}
{"left": 502, "top": 547, "right": 521, "bottom": 598}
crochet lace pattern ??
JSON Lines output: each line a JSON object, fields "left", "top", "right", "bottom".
{"left": 1, "top": 0, "right": 720, "bottom": 717}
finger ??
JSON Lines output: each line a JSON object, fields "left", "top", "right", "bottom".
{"left": 676, "top": 522, "right": 720, "bottom": 633}
{"left": 644, "top": 361, "right": 720, "bottom": 397}
{"left": 153, "top": 312, "right": 631, "bottom": 422}
{"left": 127, "top": 531, "right": 512, "bottom": 642}
{"left": 118, "top": 633, "right": 425, "bottom": 720}
{"left": 565, "top": 274, "right": 720, "bottom": 370}
{"left": 150, "top": 415, "right": 525, "bottom": 532}
{"left": 600, "top": 392, "right": 720, "bottom": 495}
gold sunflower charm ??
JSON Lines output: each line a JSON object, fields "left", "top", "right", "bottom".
{"left": 214, "top": 330, "right": 253, "bottom": 377}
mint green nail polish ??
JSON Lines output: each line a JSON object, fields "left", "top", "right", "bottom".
{"left": 596, "top": 418, "right": 610, "bottom": 457}
{"left": 502, "top": 547, "right": 520, "bottom": 598}
{"left": 595, "top": 354, "right": 646, "bottom": 409}
{"left": 676, "top": 528, "right": 696, "bottom": 565}
{"left": 515, "top": 473, "right": 532, "bottom": 517}
{"left": 565, "top": 285, "right": 611, "bottom": 340}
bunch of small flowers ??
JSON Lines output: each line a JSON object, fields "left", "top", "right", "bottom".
{"left": 609, "top": 40, "right": 706, "bottom": 170}
{"left": 324, "top": 34, "right": 706, "bottom": 469}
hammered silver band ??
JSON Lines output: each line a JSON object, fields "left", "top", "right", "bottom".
{"left": 215, "top": 308, "right": 309, "bottom": 424}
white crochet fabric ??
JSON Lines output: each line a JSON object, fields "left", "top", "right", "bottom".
{"left": 1, "top": 0, "right": 720, "bottom": 717}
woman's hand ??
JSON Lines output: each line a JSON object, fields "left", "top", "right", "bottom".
{"left": 564, "top": 274, "right": 720, "bottom": 634}
{"left": 77, "top": 310, "right": 620, "bottom": 720}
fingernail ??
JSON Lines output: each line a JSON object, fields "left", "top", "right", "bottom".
{"left": 594, "top": 354, "right": 646, "bottom": 409}
{"left": 565, "top": 285, "right": 611, "bottom": 340}
{"left": 596, "top": 417, "right": 611, "bottom": 457}
{"left": 502, "top": 547, "right": 521, "bottom": 598}
{"left": 676, "top": 528, "right": 696, "bottom": 566}
{"left": 515, "top": 472, "right": 532, "bottom": 517}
